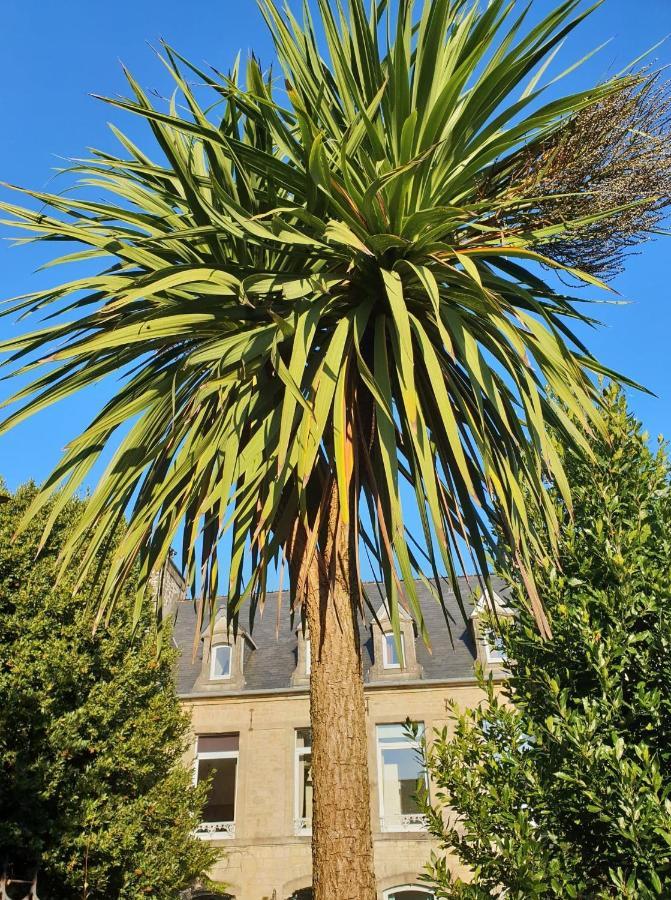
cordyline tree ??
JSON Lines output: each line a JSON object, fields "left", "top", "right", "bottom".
{"left": 0, "top": 0, "right": 669, "bottom": 896}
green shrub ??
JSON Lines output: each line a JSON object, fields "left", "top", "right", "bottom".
{"left": 421, "top": 387, "right": 671, "bottom": 898}
{"left": 0, "top": 482, "right": 219, "bottom": 899}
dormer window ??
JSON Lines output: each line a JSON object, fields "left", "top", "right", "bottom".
{"left": 210, "top": 644, "right": 232, "bottom": 680}
{"left": 194, "top": 608, "right": 254, "bottom": 692}
{"left": 470, "top": 588, "right": 513, "bottom": 670}
{"left": 485, "top": 633, "right": 507, "bottom": 664}
{"left": 382, "top": 632, "right": 404, "bottom": 669}
{"left": 369, "top": 603, "right": 422, "bottom": 682}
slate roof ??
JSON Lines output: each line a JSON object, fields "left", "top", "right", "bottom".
{"left": 173, "top": 575, "right": 509, "bottom": 696}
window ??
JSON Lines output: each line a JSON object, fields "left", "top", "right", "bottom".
{"left": 377, "top": 723, "right": 427, "bottom": 832}
{"left": 383, "top": 889, "right": 434, "bottom": 900}
{"left": 192, "top": 894, "right": 235, "bottom": 900}
{"left": 382, "top": 632, "right": 404, "bottom": 669}
{"left": 295, "top": 728, "right": 313, "bottom": 834}
{"left": 194, "top": 734, "right": 239, "bottom": 838}
{"left": 210, "top": 644, "right": 232, "bottom": 680}
{"left": 485, "top": 633, "right": 507, "bottom": 663}
{"left": 470, "top": 590, "right": 514, "bottom": 668}
{"left": 370, "top": 604, "right": 422, "bottom": 681}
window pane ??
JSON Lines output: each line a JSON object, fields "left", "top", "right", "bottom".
{"left": 296, "top": 728, "right": 312, "bottom": 749}
{"left": 195, "top": 895, "right": 235, "bottom": 900}
{"left": 212, "top": 644, "right": 231, "bottom": 678}
{"left": 198, "top": 757, "right": 237, "bottom": 822}
{"left": 487, "top": 635, "right": 507, "bottom": 662}
{"left": 377, "top": 723, "right": 423, "bottom": 744}
{"left": 197, "top": 733, "right": 239, "bottom": 753}
{"left": 297, "top": 751, "right": 313, "bottom": 818}
{"left": 296, "top": 728, "right": 312, "bottom": 826}
{"left": 388, "top": 891, "right": 433, "bottom": 900}
{"left": 384, "top": 633, "right": 403, "bottom": 667}
{"left": 377, "top": 723, "right": 426, "bottom": 830}
{"left": 381, "top": 747, "right": 423, "bottom": 817}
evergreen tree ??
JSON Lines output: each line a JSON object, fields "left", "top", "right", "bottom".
{"left": 0, "top": 482, "right": 219, "bottom": 899}
{"left": 421, "top": 387, "right": 671, "bottom": 898}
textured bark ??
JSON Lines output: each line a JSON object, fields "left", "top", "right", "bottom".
{"left": 298, "top": 487, "right": 376, "bottom": 900}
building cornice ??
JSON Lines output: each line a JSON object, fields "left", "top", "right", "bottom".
{"left": 178, "top": 672, "right": 506, "bottom": 702}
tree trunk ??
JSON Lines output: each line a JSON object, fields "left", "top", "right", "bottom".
{"left": 300, "top": 486, "right": 377, "bottom": 900}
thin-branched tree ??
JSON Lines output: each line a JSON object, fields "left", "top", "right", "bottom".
{"left": 0, "top": 1, "right": 669, "bottom": 896}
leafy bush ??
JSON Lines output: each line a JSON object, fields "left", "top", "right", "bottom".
{"left": 421, "top": 387, "right": 671, "bottom": 898}
{"left": 0, "top": 482, "right": 219, "bottom": 899}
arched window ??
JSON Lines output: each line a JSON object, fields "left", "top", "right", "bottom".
{"left": 287, "top": 889, "right": 313, "bottom": 900}
{"left": 383, "top": 887, "right": 433, "bottom": 900}
{"left": 187, "top": 892, "right": 234, "bottom": 900}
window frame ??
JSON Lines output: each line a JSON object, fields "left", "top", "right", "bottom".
{"left": 484, "top": 632, "right": 507, "bottom": 664}
{"left": 376, "top": 723, "right": 428, "bottom": 833}
{"left": 294, "top": 728, "right": 312, "bottom": 835}
{"left": 193, "top": 734, "right": 239, "bottom": 839}
{"left": 383, "top": 888, "right": 434, "bottom": 900}
{"left": 382, "top": 631, "right": 405, "bottom": 669}
{"left": 470, "top": 590, "right": 513, "bottom": 669}
{"left": 209, "top": 643, "right": 233, "bottom": 681}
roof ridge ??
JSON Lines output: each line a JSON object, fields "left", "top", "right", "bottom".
{"left": 188, "top": 573, "right": 493, "bottom": 603}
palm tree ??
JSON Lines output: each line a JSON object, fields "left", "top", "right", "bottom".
{"left": 1, "top": 1, "right": 669, "bottom": 896}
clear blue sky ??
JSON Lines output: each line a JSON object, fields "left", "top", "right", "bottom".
{"left": 0, "top": 0, "right": 670, "bottom": 493}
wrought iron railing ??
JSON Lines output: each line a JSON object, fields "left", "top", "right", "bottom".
{"left": 194, "top": 820, "right": 236, "bottom": 838}
{"left": 294, "top": 817, "right": 312, "bottom": 835}
{"left": 380, "top": 812, "right": 428, "bottom": 832}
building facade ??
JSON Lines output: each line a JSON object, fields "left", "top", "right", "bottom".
{"left": 171, "top": 573, "right": 510, "bottom": 900}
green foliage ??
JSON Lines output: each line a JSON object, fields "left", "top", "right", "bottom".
{"left": 0, "top": 482, "right": 219, "bottom": 899}
{"left": 0, "top": 1, "right": 665, "bottom": 640}
{"left": 420, "top": 386, "right": 671, "bottom": 898}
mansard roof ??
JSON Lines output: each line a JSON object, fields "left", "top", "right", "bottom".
{"left": 172, "top": 575, "right": 509, "bottom": 696}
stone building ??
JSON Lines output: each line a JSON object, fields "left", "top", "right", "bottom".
{"left": 169, "top": 567, "right": 510, "bottom": 900}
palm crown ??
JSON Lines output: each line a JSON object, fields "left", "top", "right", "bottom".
{"left": 1, "top": 0, "right": 665, "bottom": 642}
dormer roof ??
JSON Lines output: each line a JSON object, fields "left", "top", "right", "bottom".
{"left": 373, "top": 601, "right": 412, "bottom": 625}
{"left": 172, "top": 575, "right": 510, "bottom": 695}
{"left": 469, "top": 588, "right": 512, "bottom": 619}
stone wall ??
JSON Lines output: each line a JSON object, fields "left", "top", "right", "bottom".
{"left": 183, "top": 681, "right": 485, "bottom": 899}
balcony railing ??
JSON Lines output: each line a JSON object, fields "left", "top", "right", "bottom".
{"left": 380, "top": 812, "right": 428, "bottom": 832}
{"left": 195, "top": 821, "right": 236, "bottom": 839}
{"left": 195, "top": 813, "right": 428, "bottom": 839}
{"left": 294, "top": 817, "right": 312, "bottom": 835}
